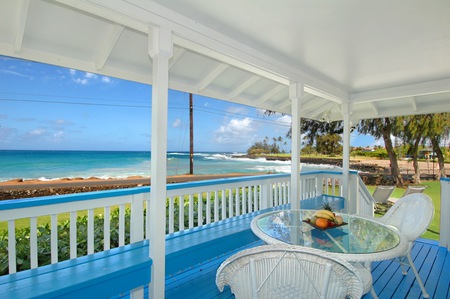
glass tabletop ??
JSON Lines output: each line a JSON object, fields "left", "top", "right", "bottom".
{"left": 251, "top": 210, "right": 401, "bottom": 255}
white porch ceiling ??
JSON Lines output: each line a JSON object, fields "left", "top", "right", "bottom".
{"left": 1, "top": 0, "right": 450, "bottom": 121}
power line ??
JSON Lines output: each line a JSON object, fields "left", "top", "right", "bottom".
{"left": 0, "top": 97, "right": 150, "bottom": 109}
{"left": 1, "top": 96, "right": 290, "bottom": 127}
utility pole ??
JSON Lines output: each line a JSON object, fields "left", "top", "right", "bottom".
{"left": 189, "top": 93, "right": 194, "bottom": 175}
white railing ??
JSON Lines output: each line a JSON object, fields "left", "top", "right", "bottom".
{"left": 0, "top": 170, "right": 365, "bottom": 277}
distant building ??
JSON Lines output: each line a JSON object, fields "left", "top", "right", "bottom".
{"left": 418, "top": 149, "right": 436, "bottom": 159}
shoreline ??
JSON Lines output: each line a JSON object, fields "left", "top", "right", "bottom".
{"left": 1, "top": 157, "right": 447, "bottom": 201}
{"left": 0, "top": 173, "right": 266, "bottom": 200}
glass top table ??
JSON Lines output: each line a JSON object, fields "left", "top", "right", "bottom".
{"left": 251, "top": 209, "right": 409, "bottom": 263}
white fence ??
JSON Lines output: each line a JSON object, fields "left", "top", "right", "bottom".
{"left": 0, "top": 171, "right": 369, "bottom": 276}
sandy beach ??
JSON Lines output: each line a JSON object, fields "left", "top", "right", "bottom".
{"left": 0, "top": 158, "right": 447, "bottom": 201}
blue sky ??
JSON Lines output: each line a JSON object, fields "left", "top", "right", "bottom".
{"left": 0, "top": 56, "right": 377, "bottom": 152}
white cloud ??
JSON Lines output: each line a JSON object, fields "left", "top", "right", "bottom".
{"left": 0, "top": 69, "right": 33, "bottom": 80}
{"left": 73, "top": 78, "right": 88, "bottom": 85}
{"left": 69, "top": 69, "right": 76, "bottom": 75}
{"left": 102, "top": 76, "right": 111, "bottom": 83}
{"left": 213, "top": 117, "right": 258, "bottom": 145}
{"left": 276, "top": 115, "right": 291, "bottom": 126}
{"left": 172, "top": 118, "right": 181, "bottom": 128}
{"left": 85, "top": 72, "right": 97, "bottom": 79}
{"left": 54, "top": 119, "right": 67, "bottom": 125}
{"left": 226, "top": 106, "right": 248, "bottom": 115}
{"left": 54, "top": 131, "right": 64, "bottom": 139}
{"left": 28, "top": 129, "right": 45, "bottom": 136}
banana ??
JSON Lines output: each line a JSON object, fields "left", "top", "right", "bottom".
{"left": 313, "top": 209, "right": 336, "bottom": 221}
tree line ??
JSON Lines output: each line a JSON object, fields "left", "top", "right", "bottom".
{"left": 247, "top": 113, "right": 450, "bottom": 186}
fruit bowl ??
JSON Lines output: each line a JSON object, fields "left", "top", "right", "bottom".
{"left": 302, "top": 220, "right": 347, "bottom": 230}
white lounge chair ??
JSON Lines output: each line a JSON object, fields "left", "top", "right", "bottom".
{"left": 401, "top": 185, "right": 426, "bottom": 197}
{"left": 372, "top": 185, "right": 395, "bottom": 204}
{"left": 375, "top": 193, "right": 434, "bottom": 298}
{"left": 388, "top": 185, "right": 426, "bottom": 203}
{"left": 216, "top": 244, "right": 364, "bottom": 299}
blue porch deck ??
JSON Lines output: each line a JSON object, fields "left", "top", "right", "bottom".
{"left": 164, "top": 238, "right": 449, "bottom": 299}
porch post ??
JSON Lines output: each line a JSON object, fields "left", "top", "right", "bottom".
{"left": 440, "top": 178, "right": 450, "bottom": 249}
{"left": 290, "top": 82, "right": 303, "bottom": 209}
{"left": 341, "top": 103, "right": 352, "bottom": 211}
{"left": 148, "top": 26, "right": 173, "bottom": 299}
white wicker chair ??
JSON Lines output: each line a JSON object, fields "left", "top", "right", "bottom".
{"left": 216, "top": 244, "right": 364, "bottom": 299}
{"left": 376, "top": 193, "right": 434, "bottom": 298}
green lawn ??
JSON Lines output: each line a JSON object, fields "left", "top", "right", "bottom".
{"left": 366, "top": 181, "right": 441, "bottom": 241}
{"left": 1, "top": 181, "right": 442, "bottom": 241}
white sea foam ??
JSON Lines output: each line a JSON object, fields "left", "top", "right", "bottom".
{"left": 204, "top": 154, "right": 232, "bottom": 160}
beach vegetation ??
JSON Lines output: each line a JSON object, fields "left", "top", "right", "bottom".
{"left": 0, "top": 208, "right": 132, "bottom": 275}
{"left": 247, "top": 136, "right": 287, "bottom": 155}
{"left": 0, "top": 189, "right": 254, "bottom": 275}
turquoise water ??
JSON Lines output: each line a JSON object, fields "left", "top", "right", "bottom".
{"left": 0, "top": 150, "right": 339, "bottom": 182}
{"left": 0, "top": 150, "right": 294, "bottom": 182}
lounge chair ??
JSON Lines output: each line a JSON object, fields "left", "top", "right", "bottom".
{"left": 388, "top": 185, "right": 425, "bottom": 203}
{"left": 371, "top": 185, "right": 395, "bottom": 204}
{"left": 401, "top": 185, "right": 426, "bottom": 197}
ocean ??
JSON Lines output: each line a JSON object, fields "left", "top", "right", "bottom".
{"left": 0, "top": 150, "right": 338, "bottom": 182}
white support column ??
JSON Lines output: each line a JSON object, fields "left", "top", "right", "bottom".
{"left": 341, "top": 103, "right": 352, "bottom": 212}
{"left": 440, "top": 178, "right": 450, "bottom": 249}
{"left": 290, "top": 82, "right": 303, "bottom": 210}
{"left": 148, "top": 26, "right": 173, "bottom": 299}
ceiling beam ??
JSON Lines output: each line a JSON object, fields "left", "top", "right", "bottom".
{"left": 410, "top": 97, "right": 418, "bottom": 112}
{"left": 255, "top": 85, "right": 286, "bottom": 105}
{"left": 304, "top": 103, "right": 337, "bottom": 120}
{"left": 227, "top": 75, "right": 260, "bottom": 99}
{"left": 272, "top": 99, "right": 291, "bottom": 112}
{"left": 195, "top": 63, "right": 229, "bottom": 92}
{"left": 370, "top": 102, "right": 379, "bottom": 115}
{"left": 57, "top": 0, "right": 349, "bottom": 103}
{"left": 351, "top": 78, "right": 450, "bottom": 103}
{"left": 13, "top": 0, "right": 30, "bottom": 53}
{"left": 95, "top": 24, "right": 124, "bottom": 70}
{"left": 169, "top": 47, "right": 186, "bottom": 69}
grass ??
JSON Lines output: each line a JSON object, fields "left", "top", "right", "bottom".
{"left": 1, "top": 181, "right": 443, "bottom": 241}
{"left": 366, "top": 180, "right": 441, "bottom": 241}
{"left": 0, "top": 207, "right": 115, "bottom": 232}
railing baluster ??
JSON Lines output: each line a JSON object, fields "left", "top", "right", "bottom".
{"left": 168, "top": 196, "right": 174, "bottom": 233}
{"left": 104, "top": 206, "right": 110, "bottom": 250}
{"left": 70, "top": 212, "right": 77, "bottom": 259}
{"left": 189, "top": 194, "right": 194, "bottom": 229}
{"left": 30, "top": 217, "right": 38, "bottom": 268}
{"left": 197, "top": 192, "right": 203, "bottom": 226}
{"left": 51, "top": 214, "right": 58, "bottom": 263}
{"left": 228, "top": 189, "right": 233, "bottom": 218}
{"left": 254, "top": 185, "right": 258, "bottom": 211}
{"left": 247, "top": 186, "right": 252, "bottom": 213}
{"left": 242, "top": 186, "right": 247, "bottom": 214}
{"left": 206, "top": 191, "right": 211, "bottom": 224}
{"left": 119, "top": 204, "right": 125, "bottom": 246}
{"left": 8, "top": 220, "right": 16, "bottom": 274}
{"left": 221, "top": 189, "right": 226, "bottom": 220}
{"left": 87, "top": 209, "right": 94, "bottom": 254}
{"left": 235, "top": 188, "right": 240, "bottom": 216}
{"left": 214, "top": 190, "right": 219, "bottom": 222}
{"left": 179, "top": 196, "right": 184, "bottom": 231}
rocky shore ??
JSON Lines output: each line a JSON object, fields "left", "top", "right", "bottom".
{"left": 1, "top": 157, "right": 445, "bottom": 201}
{"left": 0, "top": 173, "right": 260, "bottom": 201}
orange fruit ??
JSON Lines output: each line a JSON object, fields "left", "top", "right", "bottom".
{"left": 315, "top": 218, "right": 329, "bottom": 229}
